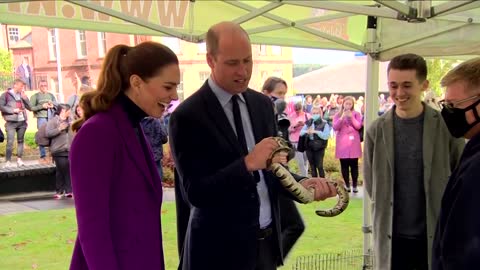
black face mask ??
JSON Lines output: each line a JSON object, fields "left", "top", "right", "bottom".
{"left": 441, "top": 98, "right": 480, "bottom": 138}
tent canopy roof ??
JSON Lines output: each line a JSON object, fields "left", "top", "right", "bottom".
{"left": 1, "top": 0, "right": 479, "bottom": 60}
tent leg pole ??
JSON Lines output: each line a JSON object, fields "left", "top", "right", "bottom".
{"left": 363, "top": 15, "right": 380, "bottom": 270}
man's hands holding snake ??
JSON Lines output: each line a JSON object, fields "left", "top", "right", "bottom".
{"left": 299, "top": 178, "right": 337, "bottom": 201}
{"left": 244, "top": 137, "right": 279, "bottom": 172}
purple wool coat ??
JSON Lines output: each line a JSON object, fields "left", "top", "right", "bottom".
{"left": 69, "top": 102, "right": 164, "bottom": 270}
{"left": 332, "top": 110, "right": 363, "bottom": 159}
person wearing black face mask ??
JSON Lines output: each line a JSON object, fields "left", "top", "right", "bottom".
{"left": 440, "top": 95, "right": 480, "bottom": 138}
{"left": 432, "top": 57, "right": 480, "bottom": 270}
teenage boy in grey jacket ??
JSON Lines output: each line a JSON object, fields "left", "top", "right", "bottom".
{"left": 0, "top": 79, "right": 32, "bottom": 168}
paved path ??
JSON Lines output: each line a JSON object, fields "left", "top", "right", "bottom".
{"left": 0, "top": 157, "right": 41, "bottom": 167}
{"left": 0, "top": 188, "right": 177, "bottom": 215}
{"left": 0, "top": 187, "right": 365, "bottom": 216}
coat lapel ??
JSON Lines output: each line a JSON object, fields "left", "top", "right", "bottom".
{"left": 111, "top": 103, "right": 158, "bottom": 193}
{"left": 382, "top": 110, "right": 395, "bottom": 180}
{"left": 138, "top": 125, "right": 163, "bottom": 193}
{"left": 200, "top": 83, "right": 244, "bottom": 155}
{"left": 422, "top": 105, "right": 438, "bottom": 195}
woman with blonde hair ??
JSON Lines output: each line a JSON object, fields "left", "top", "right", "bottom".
{"left": 332, "top": 96, "right": 363, "bottom": 193}
{"left": 69, "top": 41, "right": 180, "bottom": 270}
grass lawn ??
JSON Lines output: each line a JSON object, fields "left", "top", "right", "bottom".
{"left": 0, "top": 199, "right": 364, "bottom": 270}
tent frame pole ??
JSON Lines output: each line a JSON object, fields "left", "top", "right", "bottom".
{"left": 363, "top": 15, "right": 380, "bottom": 270}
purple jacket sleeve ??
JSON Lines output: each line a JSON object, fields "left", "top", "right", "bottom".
{"left": 70, "top": 119, "right": 119, "bottom": 270}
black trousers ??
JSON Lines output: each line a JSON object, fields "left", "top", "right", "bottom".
{"left": 391, "top": 236, "right": 428, "bottom": 270}
{"left": 53, "top": 154, "right": 71, "bottom": 194}
{"left": 306, "top": 148, "right": 326, "bottom": 177}
{"left": 279, "top": 196, "right": 304, "bottom": 263}
{"left": 255, "top": 232, "right": 277, "bottom": 270}
{"left": 339, "top": 158, "right": 359, "bottom": 188}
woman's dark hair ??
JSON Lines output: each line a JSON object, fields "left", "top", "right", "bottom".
{"left": 71, "top": 91, "right": 95, "bottom": 133}
{"left": 262, "top": 76, "right": 287, "bottom": 94}
{"left": 85, "top": 41, "right": 179, "bottom": 122}
{"left": 54, "top": 103, "right": 71, "bottom": 116}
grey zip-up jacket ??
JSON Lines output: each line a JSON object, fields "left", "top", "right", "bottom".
{"left": 46, "top": 115, "right": 72, "bottom": 155}
{"left": 0, "top": 90, "right": 32, "bottom": 122}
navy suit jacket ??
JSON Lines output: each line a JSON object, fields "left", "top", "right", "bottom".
{"left": 432, "top": 133, "right": 480, "bottom": 270}
{"left": 170, "top": 82, "right": 291, "bottom": 270}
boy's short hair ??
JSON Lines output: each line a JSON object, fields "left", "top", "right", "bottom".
{"left": 13, "top": 78, "right": 26, "bottom": 85}
{"left": 388, "top": 53, "right": 427, "bottom": 82}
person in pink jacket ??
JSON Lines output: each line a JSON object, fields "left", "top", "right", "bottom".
{"left": 332, "top": 96, "right": 363, "bottom": 193}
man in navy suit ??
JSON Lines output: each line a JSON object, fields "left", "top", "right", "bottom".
{"left": 169, "top": 22, "right": 336, "bottom": 270}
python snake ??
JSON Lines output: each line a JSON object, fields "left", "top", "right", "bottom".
{"left": 266, "top": 137, "right": 349, "bottom": 217}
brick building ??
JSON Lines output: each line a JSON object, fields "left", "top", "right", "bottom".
{"left": 1, "top": 25, "right": 293, "bottom": 103}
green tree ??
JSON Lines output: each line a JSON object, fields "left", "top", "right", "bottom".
{"left": 427, "top": 59, "right": 458, "bottom": 97}
{"left": 0, "top": 49, "right": 13, "bottom": 74}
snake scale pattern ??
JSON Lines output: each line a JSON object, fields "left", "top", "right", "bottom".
{"left": 267, "top": 137, "right": 349, "bottom": 217}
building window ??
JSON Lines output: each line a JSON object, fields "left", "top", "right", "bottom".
{"left": 199, "top": 71, "right": 210, "bottom": 81}
{"left": 8, "top": 27, "right": 19, "bottom": 43}
{"left": 76, "top": 30, "right": 87, "bottom": 59}
{"left": 48, "top": 29, "right": 57, "bottom": 60}
{"left": 261, "top": 71, "right": 269, "bottom": 83}
{"left": 50, "top": 77, "right": 59, "bottom": 94}
{"left": 271, "top": 46, "right": 282, "bottom": 56}
{"left": 197, "top": 42, "right": 207, "bottom": 54}
{"left": 177, "top": 71, "right": 184, "bottom": 101}
{"left": 163, "top": 37, "right": 181, "bottom": 54}
{"left": 259, "top": 45, "right": 267, "bottom": 56}
{"left": 98, "top": 32, "right": 107, "bottom": 57}
{"left": 273, "top": 70, "right": 283, "bottom": 78}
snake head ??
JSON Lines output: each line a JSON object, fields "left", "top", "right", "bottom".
{"left": 272, "top": 137, "right": 289, "bottom": 148}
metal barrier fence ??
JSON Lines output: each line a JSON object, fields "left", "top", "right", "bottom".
{"left": 292, "top": 249, "right": 371, "bottom": 270}
{"left": 0, "top": 74, "right": 14, "bottom": 90}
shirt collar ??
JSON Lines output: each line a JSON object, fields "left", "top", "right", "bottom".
{"left": 208, "top": 77, "right": 245, "bottom": 107}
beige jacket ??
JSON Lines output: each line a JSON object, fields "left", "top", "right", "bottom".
{"left": 363, "top": 105, "right": 464, "bottom": 270}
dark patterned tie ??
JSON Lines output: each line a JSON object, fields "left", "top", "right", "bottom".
{"left": 231, "top": 95, "right": 248, "bottom": 155}
{"left": 232, "top": 95, "right": 260, "bottom": 183}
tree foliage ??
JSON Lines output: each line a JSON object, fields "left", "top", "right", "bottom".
{"left": 426, "top": 59, "right": 459, "bottom": 97}
{"left": 0, "top": 49, "right": 13, "bottom": 74}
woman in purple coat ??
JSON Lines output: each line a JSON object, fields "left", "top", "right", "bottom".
{"left": 333, "top": 96, "right": 363, "bottom": 193}
{"left": 69, "top": 41, "right": 180, "bottom": 270}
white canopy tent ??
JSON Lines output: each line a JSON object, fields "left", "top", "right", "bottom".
{"left": 1, "top": 1, "right": 479, "bottom": 268}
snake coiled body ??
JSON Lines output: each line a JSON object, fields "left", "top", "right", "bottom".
{"left": 267, "top": 137, "right": 349, "bottom": 217}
